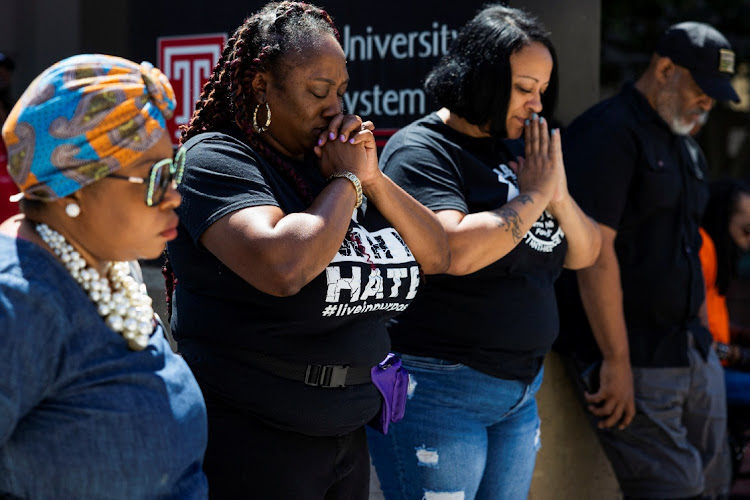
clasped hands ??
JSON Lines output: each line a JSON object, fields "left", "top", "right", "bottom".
{"left": 509, "top": 113, "right": 569, "bottom": 213}
{"left": 314, "top": 112, "right": 382, "bottom": 191}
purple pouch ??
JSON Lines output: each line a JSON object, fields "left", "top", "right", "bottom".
{"left": 369, "top": 353, "right": 409, "bottom": 434}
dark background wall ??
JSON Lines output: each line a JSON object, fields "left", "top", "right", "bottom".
{"left": 125, "top": 0, "right": 599, "bottom": 129}
{"left": 0, "top": 0, "right": 600, "bottom": 128}
{"left": 4, "top": 0, "right": 749, "bottom": 181}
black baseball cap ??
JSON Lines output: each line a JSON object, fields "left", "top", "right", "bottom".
{"left": 656, "top": 21, "right": 740, "bottom": 103}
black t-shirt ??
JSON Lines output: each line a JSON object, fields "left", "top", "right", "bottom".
{"left": 554, "top": 83, "right": 711, "bottom": 368}
{"left": 167, "top": 127, "right": 420, "bottom": 436}
{"left": 380, "top": 113, "right": 568, "bottom": 384}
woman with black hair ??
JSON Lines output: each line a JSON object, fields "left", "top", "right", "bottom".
{"left": 366, "top": 4, "right": 601, "bottom": 499}
{"left": 700, "top": 178, "right": 750, "bottom": 406}
{"left": 164, "top": 1, "right": 449, "bottom": 498}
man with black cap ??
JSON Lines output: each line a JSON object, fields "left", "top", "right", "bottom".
{"left": 555, "top": 21, "right": 738, "bottom": 499}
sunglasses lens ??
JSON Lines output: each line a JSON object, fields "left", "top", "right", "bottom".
{"left": 173, "top": 148, "right": 185, "bottom": 185}
{"left": 146, "top": 150, "right": 184, "bottom": 207}
{"left": 145, "top": 160, "right": 167, "bottom": 206}
{"left": 157, "top": 162, "right": 173, "bottom": 202}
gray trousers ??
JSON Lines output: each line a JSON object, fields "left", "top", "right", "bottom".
{"left": 596, "top": 339, "right": 731, "bottom": 498}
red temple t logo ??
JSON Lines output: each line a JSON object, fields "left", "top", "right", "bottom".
{"left": 158, "top": 34, "right": 227, "bottom": 145}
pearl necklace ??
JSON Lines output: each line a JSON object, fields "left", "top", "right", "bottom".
{"left": 36, "top": 223, "right": 155, "bottom": 351}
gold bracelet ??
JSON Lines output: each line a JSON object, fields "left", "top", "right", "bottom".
{"left": 328, "top": 171, "right": 363, "bottom": 210}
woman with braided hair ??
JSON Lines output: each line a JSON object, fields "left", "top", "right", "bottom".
{"left": 165, "top": 1, "right": 449, "bottom": 497}
{"left": 0, "top": 54, "right": 207, "bottom": 497}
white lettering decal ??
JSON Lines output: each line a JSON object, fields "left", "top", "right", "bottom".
{"left": 407, "top": 265, "right": 420, "bottom": 300}
{"left": 360, "top": 269, "right": 385, "bottom": 301}
{"left": 343, "top": 85, "right": 426, "bottom": 117}
{"left": 387, "top": 268, "right": 407, "bottom": 297}
{"left": 325, "top": 266, "right": 362, "bottom": 302}
{"left": 342, "top": 23, "right": 457, "bottom": 61}
{"left": 333, "top": 227, "right": 414, "bottom": 265}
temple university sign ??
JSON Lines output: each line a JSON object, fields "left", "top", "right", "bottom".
{"left": 157, "top": 34, "right": 227, "bottom": 146}
{"left": 147, "top": 2, "right": 488, "bottom": 147}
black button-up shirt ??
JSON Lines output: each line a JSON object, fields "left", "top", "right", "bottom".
{"left": 555, "top": 83, "right": 711, "bottom": 367}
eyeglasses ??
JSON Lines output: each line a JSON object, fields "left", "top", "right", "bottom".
{"left": 108, "top": 148, "right": 185, "bottom": 206}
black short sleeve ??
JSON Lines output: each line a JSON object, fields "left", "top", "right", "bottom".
{"left": 178, "top": 132, "right": 279, "bottom": 246}
{"left": 168, "top": 129, "right": 423, "bottom": 436}
{"left": 382, "top": 145, "right": 468, "bottom": 214}
{"left": 379, "top": 113, "right": 568, "bottom": 383}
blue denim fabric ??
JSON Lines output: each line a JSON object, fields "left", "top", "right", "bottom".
{"left": 724, "top": 367, "right": 750, "bottom": 406}
{"left": 0, "top": 236, "right": 208, "bottom": 498}
{"left": 368, "top": 354, "right": 543, "bottom": 500}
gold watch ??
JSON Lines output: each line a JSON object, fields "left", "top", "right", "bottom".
{"left": 328, "top": 171, "right": 363, "bottom": 210}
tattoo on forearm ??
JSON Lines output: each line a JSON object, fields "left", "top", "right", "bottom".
{"left": 492, "top": 207, "right": 524, "bottom": 243}
{"left": 516, "top": 194, "right": 533, "bottom": 205}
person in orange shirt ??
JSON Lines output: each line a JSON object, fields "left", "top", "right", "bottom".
{"left": 700, "top": 178, "right": 750, "bottom": 405}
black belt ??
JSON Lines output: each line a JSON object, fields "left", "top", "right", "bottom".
{"left": 180, "top": 341, "right": 372, "bottom": 389}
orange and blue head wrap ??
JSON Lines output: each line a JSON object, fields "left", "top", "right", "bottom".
{"left": 1, "top": 54, "right": 176, "bottom": 201}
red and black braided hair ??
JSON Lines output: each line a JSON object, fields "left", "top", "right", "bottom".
{"left": 182, "top": 1, "right": 341, "bottom": 204}
{"left": 164, "top": 2, "right": 341, "bottom": 319}
{"left": 181, "top": 2, "right": 339, "bottom": 149}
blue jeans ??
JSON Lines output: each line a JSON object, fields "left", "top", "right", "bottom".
{"left": 725, "top": 367, "right": 750, "bottom": 407}
{"left": 367, "top": 354, "right": 543, "bottom": 500}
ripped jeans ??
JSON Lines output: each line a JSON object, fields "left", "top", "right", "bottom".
{"left": 367, "top": 354, "right": 543, "bottom": 500}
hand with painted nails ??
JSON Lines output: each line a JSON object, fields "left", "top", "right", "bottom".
{"left": 314, "top": 113, "right": 374, "bottom": 152}
{"left": 516, "top": 113, "right": 559, "bottom": 205}
{"left": 316, "top": 118, "right": 380, "bottom": 187}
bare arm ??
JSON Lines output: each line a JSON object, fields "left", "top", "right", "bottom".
{"left": 200, "top": 181, "right": 357, "bottom": 297}
{"left": 576, "top": 223, "right": 635, "bottom": 429}
{"left": 318, "top": 117, "right": 450, "bottom": 274}
{"left": 361, "top": 173, "right": 450, "bottom": 274}
{"left": 544, "top": 127, "right": 601, "bottom": 269}
{"left": 438, "top": 115, "right": 559, "bottom": 276}
{"left": 200, "top": 115, "right": 385, "bottom": 297}
{"left": 549, "top": 195, "right": 601, "bottom": 269}
{"left": 437, "top": 192, "right": 549, "bottom": 275}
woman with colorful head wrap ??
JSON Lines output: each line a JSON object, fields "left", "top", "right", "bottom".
{"left": 0, "top": 54, "right": 208, "bottom": 498}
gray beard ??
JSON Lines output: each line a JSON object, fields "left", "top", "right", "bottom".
{"left": 669, "top": 110, "right": 708, "bottom": 136}
{"left": 669, "top": 119, "right": 695, "bottom": 135}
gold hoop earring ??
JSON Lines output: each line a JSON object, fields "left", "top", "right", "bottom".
{"left": 253, "top": 102, "right": 271, "bottom": 133}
